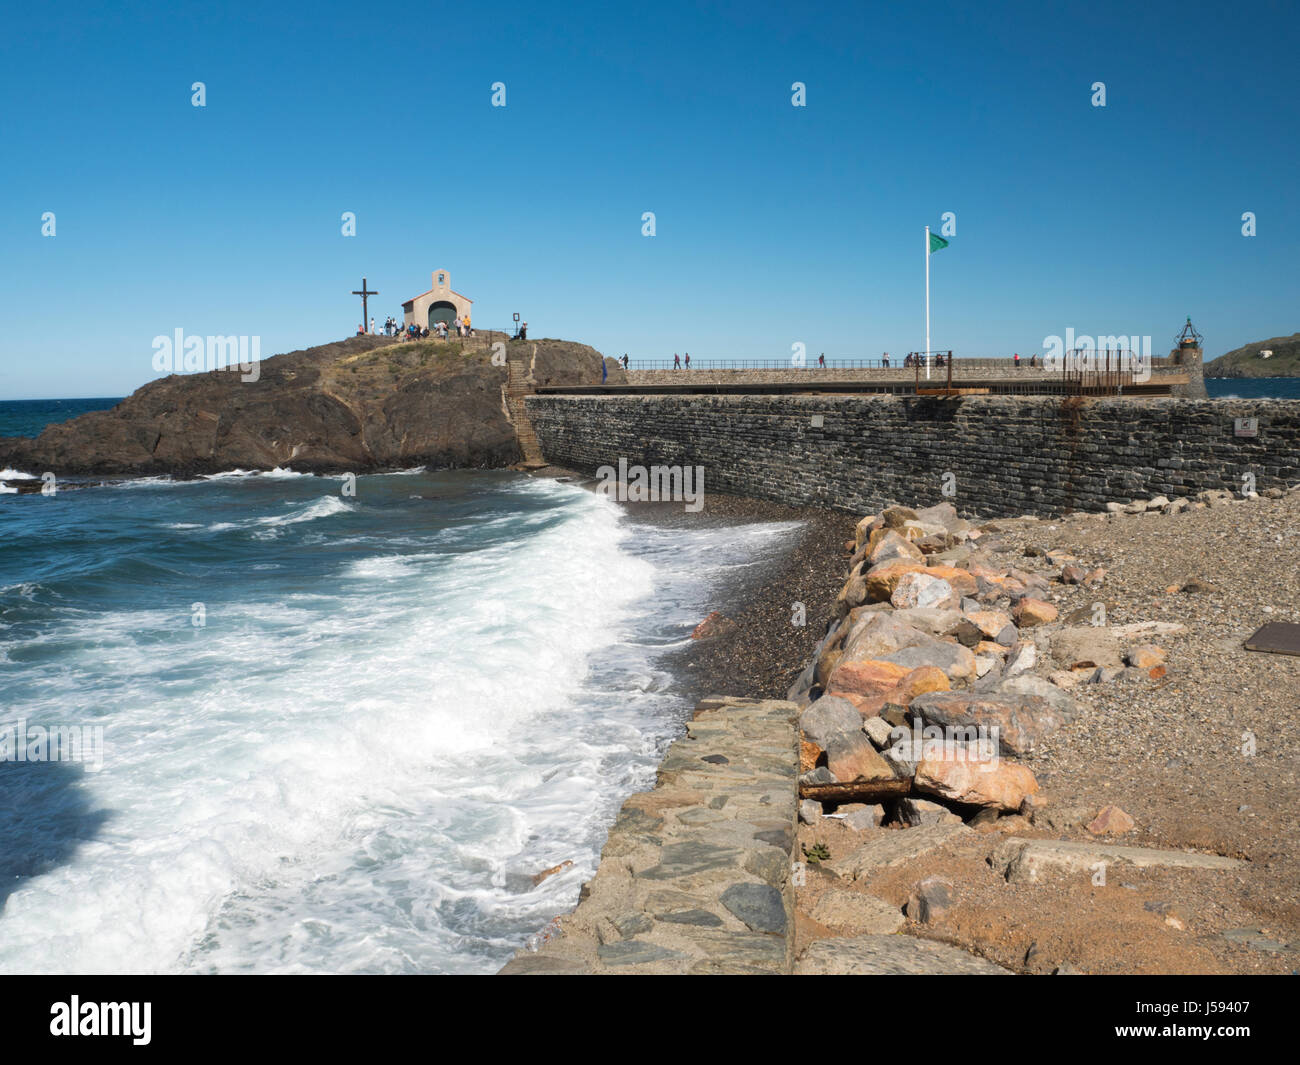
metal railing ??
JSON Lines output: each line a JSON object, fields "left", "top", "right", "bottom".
{"left": 627, "top": 353, "right": 1173, "bottom": 371}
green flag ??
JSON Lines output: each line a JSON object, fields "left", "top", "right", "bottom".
{"left": 928, "top": 232, "right": 949, "bottom": 253}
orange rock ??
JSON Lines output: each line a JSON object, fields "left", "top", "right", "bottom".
{"left": 923, "top": 564, "right": 978, "bottom": 597}
{"left": 800, "top": 739, "right": 824, "bottom": 773}
{"left": 890, "top": 665, "right": 950, "bottom": 703}
{"left": 690, "top": 611, "right": 737, "bottom": 639}
{"left": 1086, "top": 804, "right": 1135, "bottom": 835}
{"left": 1127, "top": 644, "right": 1166, "bottom": 669}
{"left": 827, "top": 659, "right": 913, "bottom": 700}
{"left": 967, "top": 609, "right": 1014, "bottom": 639}
{"left": 1014, "top": 597, "right": 1059, "bottom": 627}
{"left": 914, "top": 752, "right": 1039, "bottom": 811}
{"left": 975, "top": 640, "right": 1008, "bottom": 656}
{"left": 1148, "top": 664, "right": 1167, "bottom": 680}
{"left": 863, "top": 560, "right": 928, "bottom": 601}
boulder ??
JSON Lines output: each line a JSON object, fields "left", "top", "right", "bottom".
{"left": 881, "top": 505, "right": 919, "bottom": 529}
{"left": 863, "top": 560, "right": 928, "bottom": 601}
{"left": 890, "top": 571, "right": 959, "bottom": 610}
{"left": 914, "top": 748, "right": 1040, "bottom": 810}
{"left": 966, "top": 609, "right": 1015, "bottom": 640}
{"left": 825, "top": 732, "right": 894, "bottom": 784}
{"left": 910, "top": 690, "right": 1066, "bottom": 758}
{"left": 840, "top": 613, "right": 932, "bottom": 662}
{"left": 906, "top": 876, "right": 954, "bottom": 924}
{"left": 897, "top": 797, "right": 961, "bottom": 827}
{"left": 868, "top": 528, "right": 925, "bottom": 565}
{"left": 798, "top": 695, "right": 863, "bottom": 749}
{"left": 877, "top": 638, "right": 977, "bottom": 683}
{"left": 921, "top": 564, "right": 978, "bottom": 597}
{"left": 826, "top": 659, "right": 912, "bottom": 704}
{"left": 890, "top": 607, "right": 966, "bottom": 636}
{"left": 1013, "top": 597, "right": 1058, "bottom": 627}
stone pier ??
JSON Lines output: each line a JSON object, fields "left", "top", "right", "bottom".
{"left": 499, "top": 697, "right": 801, "bottom": 975}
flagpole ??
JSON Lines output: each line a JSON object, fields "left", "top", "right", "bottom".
{"left": 925, "top": 226, "right": 931, "bottom": 380}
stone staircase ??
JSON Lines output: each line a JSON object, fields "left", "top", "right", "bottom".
{"left": 504, "top": 349, "right": 546, "bottom": 468}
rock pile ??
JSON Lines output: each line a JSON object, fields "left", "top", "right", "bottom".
{"left": 787, "top": 499, "right": 1189, "bottom": 829}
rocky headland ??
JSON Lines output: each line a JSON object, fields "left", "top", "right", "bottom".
{"left": 0, "top": 335, "right": 621, "bottom": 477}
{"left": 1205, "top": 333, "right": 1300, "bottom": 378}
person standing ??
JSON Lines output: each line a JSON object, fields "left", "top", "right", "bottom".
{"left": 1014, "top": 352, "right": 1021, "bottom": 370}
{"left": 882, "top": 352, "right": 890, "bottom": 367}
{"left": 622, "top": 353, "right": 629, "bottom": 369}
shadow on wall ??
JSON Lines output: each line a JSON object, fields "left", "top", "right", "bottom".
{"left": 0, "top": 760, "right": 111, "bottom": 911}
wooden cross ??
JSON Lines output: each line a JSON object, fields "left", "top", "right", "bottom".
{"left": 351, "top": 276, "right": 378, "bottom": 329}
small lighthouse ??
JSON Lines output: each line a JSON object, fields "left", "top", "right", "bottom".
{"left": 1170, "top": 316, "right": 1208, "bottom": 398}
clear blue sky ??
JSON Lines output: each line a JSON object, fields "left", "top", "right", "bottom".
{"left": 1, "top": 0, "right": 1296, "bottom": 398}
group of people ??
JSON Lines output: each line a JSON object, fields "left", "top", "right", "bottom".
{"left": 902, "top": 352, "right": 946, "bottom": 367}
{"left": 671, "top": 352, "right": 692, "bottom": 369}
{"left": 356, "top": 314, "right": 476, "bottom": 340}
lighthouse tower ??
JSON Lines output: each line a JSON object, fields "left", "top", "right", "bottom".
{"left": 1170, "top": 316, "right": 1208, "bottom": 398}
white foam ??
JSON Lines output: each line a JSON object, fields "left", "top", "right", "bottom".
{"left": 0, "top": 467, "right": 38, "bottom": 480}
{"left": 0, "top": 479, "right": 799, "bottom": 974}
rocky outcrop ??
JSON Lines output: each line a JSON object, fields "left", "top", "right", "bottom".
{"left": 0, "top": 335, "right": 622, "bottom": 476}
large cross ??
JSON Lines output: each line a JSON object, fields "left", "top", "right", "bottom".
{"left": 351, "top": 276, "right": 378, "bottom": 329}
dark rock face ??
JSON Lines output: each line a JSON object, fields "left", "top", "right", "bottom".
{"left": 0, "top": 336, "right": 619, "bottom": 476}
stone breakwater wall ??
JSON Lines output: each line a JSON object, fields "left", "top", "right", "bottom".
{"left": 499, "top": 697, "right": 801, "bottom": 975}
{"left": 526, "top": 394, "right": 1300, "bottom": 517}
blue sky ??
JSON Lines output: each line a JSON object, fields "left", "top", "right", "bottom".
{"left": 1, "top": 0, "right": 1296, "bottom": 398}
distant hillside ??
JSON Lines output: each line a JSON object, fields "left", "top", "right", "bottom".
{"left": 1204, "top": 333, "right": 1300, "bottom": 378}
{"left": 0, "top": 335, "right": 620, "bottom": 476}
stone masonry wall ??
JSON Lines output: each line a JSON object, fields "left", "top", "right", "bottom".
{"left": 499, "top": 697, "right": 800, "bottom": 975}
{"left": 526, "top": 393, "right": 1300, "bottom": 517}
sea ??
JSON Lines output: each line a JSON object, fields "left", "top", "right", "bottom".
{"left": 0, "top": 398, "right": 804, "bottom": 974}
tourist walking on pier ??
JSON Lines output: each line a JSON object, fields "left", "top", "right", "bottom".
{"left": 1014, "top": 352, "right": 1021, "bottom": 369}
{"left": 673, "top": 353, "right": 681, "bottom": 369}
{"left": 622, "top": 353, "right": 629, "bottom": 369}
{"left": 818, "top": 353, "right": 826, "bottom": 367}
{"left": 684, "top": 352, "right": 691, "bottom": 369}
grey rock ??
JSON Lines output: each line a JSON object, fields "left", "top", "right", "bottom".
{"left": 906, "top": 876, "right": 954, "bottom": 924}
{"left": 799, "top": 694, "right": 863, "bottom": 749}
{"left": 719, "top": 882, "right": 787, "bottom": 934}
